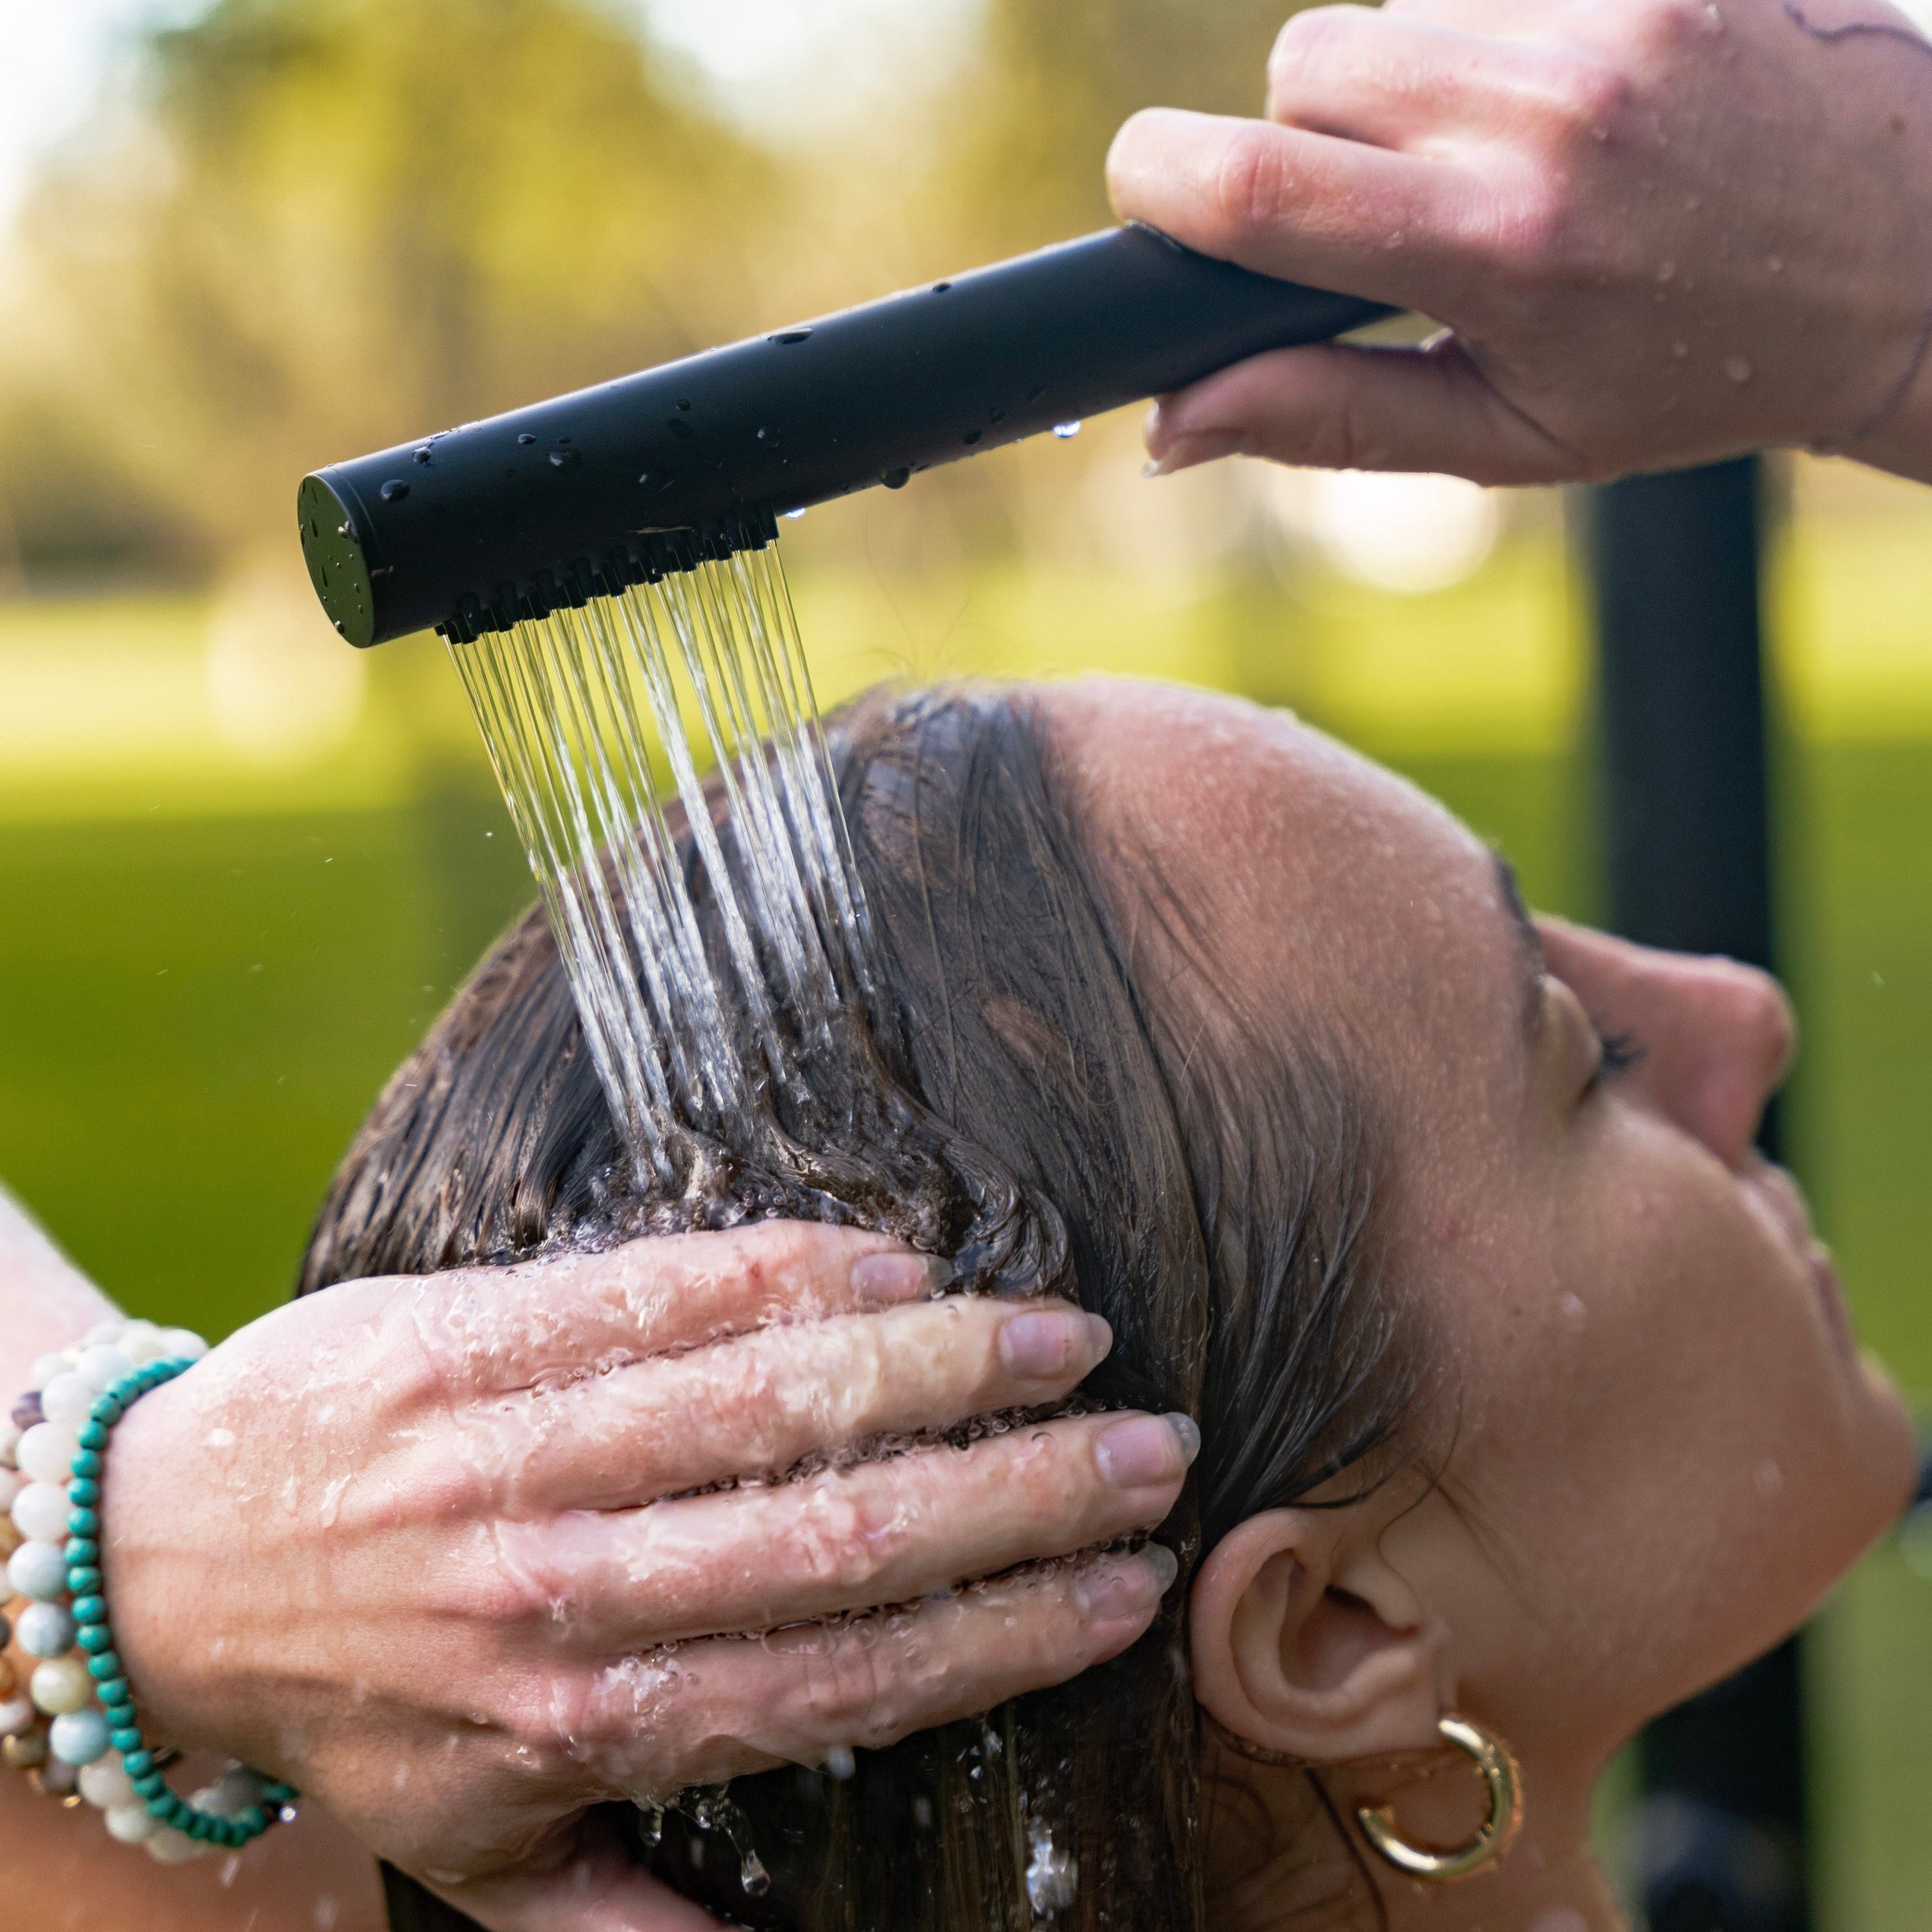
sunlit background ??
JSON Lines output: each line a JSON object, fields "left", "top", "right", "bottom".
{"left": 2, "top": 1, "right": 1931, "bottom": 1921}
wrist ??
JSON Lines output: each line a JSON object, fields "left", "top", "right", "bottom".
{"left": 96, "top": 1372, "right": 213, "bottom": 1755}
{"left": 6, "top": 1327, "right": 296, "bottom": 1861}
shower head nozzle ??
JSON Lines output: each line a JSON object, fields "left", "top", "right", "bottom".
{"left": 301, "top": 223, "right": 1391, "bottom": 648}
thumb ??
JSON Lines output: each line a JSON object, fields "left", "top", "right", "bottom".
{"left": 1145, "top": 336, "right": 1589, "bottom": 487}
{"left": 412, "top": 1824, "right": 727, "bottom": 1932}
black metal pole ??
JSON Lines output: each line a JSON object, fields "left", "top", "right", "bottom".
{"left": 1585, "top": 456, "right": 1810, "bottom": 1932}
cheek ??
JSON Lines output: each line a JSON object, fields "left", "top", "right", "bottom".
{"left": 1448, "top": 1110, "right": 1914, "bottom": 1734}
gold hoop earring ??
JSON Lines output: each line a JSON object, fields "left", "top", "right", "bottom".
{"left": 1353, "top": 1714, "right": 1523, "bottom": 1883}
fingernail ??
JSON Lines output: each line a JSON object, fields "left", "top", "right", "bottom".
{"left": 1000, "top": 1309, "right": 1098, "bottom": 1378}
{"left": 1095, "top": 1412, "right": 1198, "bottom": 1488}
{"left": 1076, "top": 1546, "right": 1178, "bottom": 1620}
{"left": 1142, "top": 431, "right": 1239, "bottom": 479}
{"left": 852, "top": 1252, "right": 953, "bottom": 1307}
{"left": 1143, "top": 1541, "right": 1180, "bottom": 1594}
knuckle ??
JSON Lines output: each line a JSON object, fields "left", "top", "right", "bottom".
{"left": 1628, "top": 0, "right": 1703, "bottom": 60}
{"left": 464, "top": 1560, "right": 554, "bottom": 1631}
{"left": 800, "top": 1636, "right": 890, "bottom": 1737}
{"left": 1489, "top": 182, "right": 1571, "bottom": 279}
{"left": 391, "top": 1288, "right": 478, "bottom": 1406}
{"left": 1268, "top": 4, "right": 1352, "bottom": 84}
{"left": 1212, "top": 122, "right": 1297, "bottom": 248}
{"left": 1478, "top": 172, "right": 1604, "bottom": 294}
{"left": 1331, "top": 392, "right": 1381, "bottom": 474}
{"left": 463, "top": 1528, "right": 569, "bottom": 1631}
{"left": 1544, "top": 57, "right": 1639, "bottom": 144}
{"left": 793, "top": 1485, "right": 898, "bottom": 1596}
{"left": 1300, "top": 386, "right": 1395, "bottom": 476}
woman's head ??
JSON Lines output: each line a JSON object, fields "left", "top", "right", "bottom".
{"left": 1050, "top": 681, "right": 1914, "bottom": 1919}
{"left": 302, "top": 676, "right": 1913, "bottom": 1929}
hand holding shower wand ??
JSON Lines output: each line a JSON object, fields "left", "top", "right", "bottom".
{"left": 295, "top": 224, "right": 1390, "bottom": 1180}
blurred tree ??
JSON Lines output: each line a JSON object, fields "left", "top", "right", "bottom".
{"left": 932, "top": 0, "right": 1313, "bottom": 257}
{"left": 0, "top": 0, "right": 783, "bottom": 571}
{"left": 0, "top": 0, "right": 1322, "bottom": 589}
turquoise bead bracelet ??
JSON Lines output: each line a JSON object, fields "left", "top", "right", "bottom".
{"left": 65, "top": 1356, "right": 298, "bottom": 1849}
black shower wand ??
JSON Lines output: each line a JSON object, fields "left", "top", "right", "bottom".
{"left": 298, "top": 223, "right": 1390, "bottom": 649}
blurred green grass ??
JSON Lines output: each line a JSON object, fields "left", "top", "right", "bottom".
{"left": 1, "top": 497, "right": 1931, "bottom": 1926}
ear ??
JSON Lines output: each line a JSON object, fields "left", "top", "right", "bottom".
{"left": 1191, "top": 1509, "right": 1442, "bottom": 1763}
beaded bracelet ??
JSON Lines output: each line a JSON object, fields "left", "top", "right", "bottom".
{"left": 3, "top": 1319, "right": 297, "bottom": 1860}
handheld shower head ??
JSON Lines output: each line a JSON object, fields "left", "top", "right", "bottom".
{"left": 298, "top": 223, "right": 1389, "bottom": 647}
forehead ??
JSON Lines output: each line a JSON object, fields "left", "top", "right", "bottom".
{"left": 1039, "top": 679, "right": 1526, "bottom": 1085}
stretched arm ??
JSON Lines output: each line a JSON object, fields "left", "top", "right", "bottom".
{"left": 1107, "top": 0, "right": 1932, "bottom": 486}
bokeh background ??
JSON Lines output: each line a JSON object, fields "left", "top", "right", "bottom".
{"left": 2, "top": 0, "right": 1931, "bottom": 1921}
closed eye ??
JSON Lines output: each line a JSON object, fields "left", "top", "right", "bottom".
{"left": 1589, "top": 1027, "right": 1645, "bottom": 1088}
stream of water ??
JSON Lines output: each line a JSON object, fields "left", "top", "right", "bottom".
{"left": 447, "top": 538, "right": 873, "bottom": 1178}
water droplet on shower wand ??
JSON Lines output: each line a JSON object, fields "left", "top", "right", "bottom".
{"left": 1051, "top": 420, "right": 1082, "bottom": 439}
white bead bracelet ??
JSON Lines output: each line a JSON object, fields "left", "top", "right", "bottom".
{"left": 4, "top": 1316, "right": 297, "bottom": 1860}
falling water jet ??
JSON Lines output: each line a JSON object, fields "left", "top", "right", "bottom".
{"left": 449, "top": 535, "right": 873, "bottom": 1186}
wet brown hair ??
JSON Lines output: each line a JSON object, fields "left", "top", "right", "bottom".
{"left": 301, "top": 683, "right": 1412, "bottom": 1932}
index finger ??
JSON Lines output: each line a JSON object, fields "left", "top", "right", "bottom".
{"left": 415, "top": 1222, "right": 957, "bottom": 1390}
{"left": 1105, "top": 105, "right": 1487, "bottom": 320}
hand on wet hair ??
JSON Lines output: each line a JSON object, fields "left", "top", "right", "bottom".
{"left": 92, "top": 1220, "right": 1193, "bottom": 1932}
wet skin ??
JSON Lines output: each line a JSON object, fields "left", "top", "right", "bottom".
{"left": 1108, "top": 0, "right": 1932, "bottom": 487}
{"left": 5, "top": 1216, "right": 1187, "bottom": 1932}
{"left": 1049, "top": 679, "right": 1916, "bottom": 1931}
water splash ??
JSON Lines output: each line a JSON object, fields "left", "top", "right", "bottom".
{"left": 1024, "top": 1821, "right": 1076, "bottom": 1919}
{"left": 449, "top": 538, "right": 873, "bottom": 1176}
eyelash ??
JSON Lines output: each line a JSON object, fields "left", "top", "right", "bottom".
{"left": 1590, "top": 1028, "right": 1645, "bottom": 1085}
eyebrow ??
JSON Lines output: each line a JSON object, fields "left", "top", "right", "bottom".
{"left": 1490, "top": 851, "right": 1546, "bottom": 1042}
